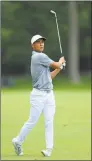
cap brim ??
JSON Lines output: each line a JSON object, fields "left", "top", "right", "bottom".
{"left": 37, "top": 37, "right": 46, "bottom": 41}
{"left": 41, "top": 37, "right": 46, "bottom": 40}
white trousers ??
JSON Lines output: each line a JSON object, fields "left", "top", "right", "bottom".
{"left": 16, "top": 88, "right": 56, "bottom": 149}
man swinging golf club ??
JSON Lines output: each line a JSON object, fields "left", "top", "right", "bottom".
{"left": 12, "top": 10, "right": 66, "bottom": 157}
{"left": 12, "top": 34, "right": 66, "bottom": 157}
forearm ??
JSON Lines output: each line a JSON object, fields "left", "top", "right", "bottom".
{"left": 50, "top": 68, "right": 61, "bottom": 79}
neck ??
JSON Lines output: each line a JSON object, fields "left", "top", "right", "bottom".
{"left": 33, "top": 50, "right": 42, "bottom": 53}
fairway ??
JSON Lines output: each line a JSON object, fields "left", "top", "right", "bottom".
{"left": 1, "top": 89, "right": 91, "bottom": 160}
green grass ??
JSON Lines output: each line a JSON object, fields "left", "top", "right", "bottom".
{"left": 1, "top": 89, "right": 91, "bottom": 160}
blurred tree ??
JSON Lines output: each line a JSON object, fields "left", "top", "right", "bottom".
{"left": 1, "top": 1, "right": 91, "bottom": 78}
{"left": 68, "top": 1, "right": 80, "bottom": 83}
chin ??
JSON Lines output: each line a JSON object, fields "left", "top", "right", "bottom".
{"left": 40, "top": 49, "right": 44, "bottom": 52}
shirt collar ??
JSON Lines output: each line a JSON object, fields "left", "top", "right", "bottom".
{"left": 32, "top": 51, "right": 42, "bottom": 55}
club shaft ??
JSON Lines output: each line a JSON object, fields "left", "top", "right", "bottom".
{"left": 55, "top": 15, "right": 62, "bottom": 54}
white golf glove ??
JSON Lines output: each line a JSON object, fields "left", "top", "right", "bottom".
{"left": 60, "top": 61, "right": 66, "bottom": 69}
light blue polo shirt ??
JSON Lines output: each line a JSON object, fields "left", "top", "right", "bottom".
{"left": 31, "top": 51, "right": 54, "bottom": 91}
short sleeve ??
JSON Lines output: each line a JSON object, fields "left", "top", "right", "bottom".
{"left": 40, "top": 53, "right": 54, "bottom": 67}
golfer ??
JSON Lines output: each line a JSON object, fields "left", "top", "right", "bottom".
{"left": 12, "top": 34, "right": 66, "bottom": 157}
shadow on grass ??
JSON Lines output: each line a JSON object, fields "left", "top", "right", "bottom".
{"left": 1, "top": 153, "right": 49, "bottom": 160}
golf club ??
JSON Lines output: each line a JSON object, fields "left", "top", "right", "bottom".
{"left": 50, "top": 10, "right": 66, "bottom": 68}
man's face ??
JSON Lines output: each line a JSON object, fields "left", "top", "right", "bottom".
{"left": 32, "top": 39, "right": 44, "bottom": 52}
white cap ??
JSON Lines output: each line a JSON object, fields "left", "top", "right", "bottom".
{"left": 31, "top": 34, "right": 46, "bottom": 44}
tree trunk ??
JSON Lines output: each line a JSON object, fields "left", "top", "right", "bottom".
{"left": 68, "top": 1, "right": 80, "bottom": 83}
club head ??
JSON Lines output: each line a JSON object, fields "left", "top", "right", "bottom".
{"left": 50, "top": 10, "right": 56, "bottom": 15}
